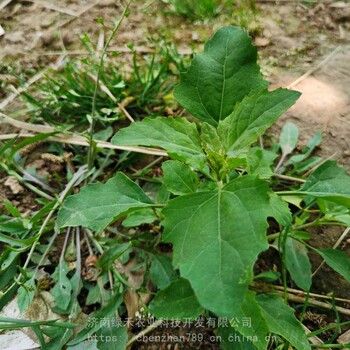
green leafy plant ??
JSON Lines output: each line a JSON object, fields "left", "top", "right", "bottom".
{"left": 55, "top": 26, "right": 350, "bottom": 348}
{"left": 3, "top": 26, "right": 350, "bottom": 349}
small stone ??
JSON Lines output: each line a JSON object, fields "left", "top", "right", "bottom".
{"left": 254, "top": 37, "right": 270, "bottom": 47}
{"left": 343, "top": 150, "right": 350, "bottom": 158}
{"left": 4, "top": 176, "right": 24, "bottom": 194}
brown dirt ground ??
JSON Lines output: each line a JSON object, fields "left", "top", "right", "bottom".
{"left": 1, "top": 0, "right": 350, "bottom": 349}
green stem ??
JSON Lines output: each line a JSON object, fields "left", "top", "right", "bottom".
{"left": 311, "top": 344, "right": 350, "bottom": 349}
{"left": 87, "top": 0, "right": 131, "bottom": 170}
{"left": 84, "top": 229, "right": 133, "bottom": 288}
{"left": 132, "top": 156, "right": 163, "bottom": 177}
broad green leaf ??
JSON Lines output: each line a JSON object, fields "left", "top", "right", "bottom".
{"left": 0, "top": 216, "right": 27, "bottom": 236}
{"left": 86, "top": 284, "right": 101, "bottom": 306}
{"left": 256, "top": 294, "right": 311, "bottom": 350}
{"left": 301, "top": 161, "right": 350, "bottom": 207}
{"left": 217, "top": 327, "right": 257, "bottom": 350}
{"left": 162, "top": 160, "right": 199, "bottom": 195}
{"left": 174, "top": 26, "right": 267, "bottom": 126}
{"left": 122, "top": 208, "right": 157, "bottom": 227}
{"left": 269, "top": 193, "right": 292, "bottom": 226}
{"left": 52, "top": 260, "right": 72, "bottom": 311}
{"left": 285, "top": 237, "right": 312, "bottom": 291}
{"left": 17, "top": 278, "right": 36, "bottom": 312}
{"left": 316, "top": 249, "right": 350, "bottom": 283}
{"left": 281, "top": 195, "right": 303, "bottom": 209}
{"left": 111, "top": 117, "right": 207, "bottom": 172}
{"left": 0, "top": 253, "right": 18, "bottom": 290}
{"left": 288, "top": 130, "right": 322, "bottom": 165}
{"left": 289, "top": 231, "right": 311, "bottom": 240}
{"left": 149, "top": 278, "right": 204, "bottom": 319}
{"left": 233, "top": 291, "right": 269, "bottom": 350}
{"left": 293, "top": 156, "right": 322, "bottom": 174}
{"left": 218, "top": 88, "right": 300, "bottom": 157}
{"left": 247, "top": 147, "right": 277, "bottom": 179}
{"left": 279, "top": 122, "right": 299, "bottom": 156}
{"left": 317, "top": 199, "right": 350, "bottom": 226}
{"left": 149, "top": 253, "right": 177, "bottom": 290}
{"left": 57, "top": 172, "right": 153, "bottom": 232}
{"left": 162, "top": 176, "right": 271, "bottom": 316}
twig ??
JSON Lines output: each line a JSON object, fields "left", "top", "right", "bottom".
{"left": 273, "top": 285, "right": 350, "bottom": 304}
{"left": 278, "top": 292, "right": 350, "bottom": 316}
{"left": 275, "top": 153, "right": 288, "bottom": 172}
{"left": 273, "top": 173, "right": 306, "bottom": 183}
{"left": 287, "top": 46, "right": 341, "bottom": 89}
{"left": 87, "top": 72, "right": 117, "bottom": 102}
{"left": 15, "top": 163, "right": 55, "bottom": 193}
{"left": 119, "top": 104, "right": 135, "bottom": 123}
{"left": 126, "top": 319, "right": 163, "bottom": 349}
{"left": 312, "top": 227, "right": 350, "bottom": 277}
{"left": 0, "top": 113, "right": 168, "bottom": 156}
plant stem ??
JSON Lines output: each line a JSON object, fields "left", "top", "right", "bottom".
{"left": 84, "top": 228, "right": 132, "bottom": 288}
{"left": 132, "top": 156, "right": 163, "bottom": 177}
{"left": 87, "top": 0, "right": 131, "bottom": 170}
{"left": 273, "top": 173, "right": 306, "bottom": 183}
{"left": 274, "top": 153, "right": 287, "bottom": 172}
{"left": 310, "top": 344, "right": 350, "bottom": 349}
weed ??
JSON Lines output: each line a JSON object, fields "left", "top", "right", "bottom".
{"left": 23, "top": 43, "right": 185, "bottom": 130}
{"left": 162, "top": 0, "right": 257, "bottom": 25}
{"left": 2, "top": 25, "right": 350, "bottom": 350}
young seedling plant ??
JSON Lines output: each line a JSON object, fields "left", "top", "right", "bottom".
{"left": 9, "top": 26, "right": 350, "bottom": 349}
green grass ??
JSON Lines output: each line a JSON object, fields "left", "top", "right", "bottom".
{"left": 23, "top": 40, "right": 186, "bottom": 129}
{"left": 162, "top": 0, "right": 257, "bottom": 23}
